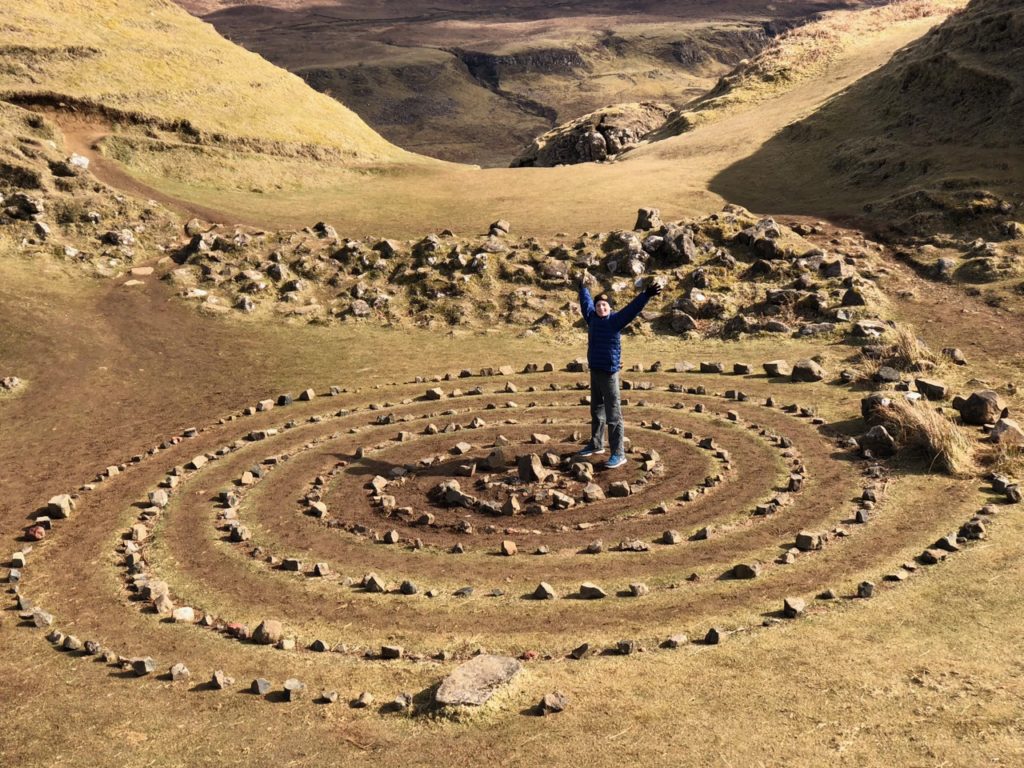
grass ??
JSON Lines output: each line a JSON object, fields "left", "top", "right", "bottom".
{"left": 878, "top": 397, "right": 975, "bottom": 475}
{"left": 656, "top": 0, "right": 968, "bottom": 137}
{"left": 0, "top": 0, "right": 422, "bottom": 164}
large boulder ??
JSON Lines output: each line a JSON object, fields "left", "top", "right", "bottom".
{"left": 791, "top": 359, "right": 826, "bottom": 382}
{"left": 434, "top": 655, "right": 523, "bottom": 707}
{"left": 953, "top": 390, "right": 1007, "bottom": 425}
{"left": 991, "top": 418, "right": 1024, "bottom": 446}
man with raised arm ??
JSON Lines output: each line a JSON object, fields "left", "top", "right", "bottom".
{"left": 576, "top": 273, "right": 662, "bottom": 469}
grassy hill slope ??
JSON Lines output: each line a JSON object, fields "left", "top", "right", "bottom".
{"left": 0, "top": 0, "right": 421, "bottom": 164}
{"left": 711, "top": 0, "right": 1024, "bottom": 236}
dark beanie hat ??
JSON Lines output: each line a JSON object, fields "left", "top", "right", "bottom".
{"left": 595, "top": 293, "right": 614, "bottom": 307}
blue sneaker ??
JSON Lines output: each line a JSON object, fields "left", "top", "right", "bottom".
{"left": 604, "top": 454, "right": 627, "bottom": 470}
{"left": 576, "top": 444, "right": 605, "bottom": 458}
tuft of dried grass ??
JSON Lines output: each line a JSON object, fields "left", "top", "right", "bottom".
{"left": 886, "top": 325, "right": 936, "bottom": 371}
{"left": 877, "top": 397, "right": 974, "bottom": 476}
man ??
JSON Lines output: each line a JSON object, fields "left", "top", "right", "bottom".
{"left": 576, "top": 275, "right": 662, "bottom": 469}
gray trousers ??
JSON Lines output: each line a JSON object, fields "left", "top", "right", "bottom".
{"left": 590, "top": 369, "right": 624, "bottom": 455}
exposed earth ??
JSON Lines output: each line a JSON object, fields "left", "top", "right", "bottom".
{"left": 3, "top": 1, "right": 1024, "bottom": 766}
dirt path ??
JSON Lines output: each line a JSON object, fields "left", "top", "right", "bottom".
{"left": 56, "top": 118, "right": 251, "bottom": 226}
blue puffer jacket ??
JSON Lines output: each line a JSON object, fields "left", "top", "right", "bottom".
{"left": 579, "top": 285, "right": 651, "bottom": 373}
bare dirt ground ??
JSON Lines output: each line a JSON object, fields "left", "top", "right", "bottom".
{"left": 3, "top": 235, "right": 1024, "bottom": 765}
{"left": 5, "top": 3, "right": 1024, "bottom": 766}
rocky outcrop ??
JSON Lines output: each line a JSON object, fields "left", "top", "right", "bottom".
{"left": 511, "top": 102, "right": 673, "bottom": 167}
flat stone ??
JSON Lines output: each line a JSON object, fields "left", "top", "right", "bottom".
{"left": 579, "top": 582, "right": 607, "bottom": 599}
{"left": 434, "top": 654, "right": 523, "bottom": 707}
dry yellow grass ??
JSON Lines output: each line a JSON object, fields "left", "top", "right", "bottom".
{"left": 879, "top": 397, "right": 975, "bottom": 475}
{"left": 0, "top": 0, "right": 424, "bottom": 164}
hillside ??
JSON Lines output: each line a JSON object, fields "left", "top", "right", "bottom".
{"left": 712, "top": 0, "right": 1024, "bottom": 237}
{"left": 0, "top": 0, "right": 420, "bottom": 165}
{"left": 187, "top": 0, "right": 840, "bottom": 165}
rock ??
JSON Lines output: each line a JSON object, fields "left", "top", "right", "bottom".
{"left": 131, "top": 657, "right": 155, "bottom": 676}
{"left": 252, "top": 619, "right": 283, "bottom": 645}
{"left": 170, "top": 663, "right": 191, "bottom": 682}
{"left": 791, "top": 359, "right": 825, "bottom": 382}
{"left": 212, "top": 670, "right": 234, "bottom": 689}
{"left": 860, "top": 425, "right": 897, "bottom": 457}
{"left": 351, "top": 691, "right": 374, "bottom": 708}
{"left": 452, "top": 441, "right": 473, "bottom": 455}
{"left": 763, "top": 360, "right": 792, "bottom": 378}
{"left": 62, "top": 635, "right": 83, "bottom": 652}
{"left": 584, "top": 540, "right": 603, "bottom": 554}
{"left": 861, "top": 393, "right": 893, "bottom": 425}
{"left": 915, "top": 378, "right": 949, "bottom": 401}
{"left": 186, "top": 455, "right": 208, "bottom": 471}
{"left": 229, "top": 525, "right": 251, "bottom": 543}
{"left": 795, "top": 531, "right": 823, "bottom": 552}
{"left": 149, "top": 489, "right": 169, "bottom": 508}
{"left": 284, "top": 678, "right": 306, "bottom": 701}
{"left": 517, "top": 454, "right": 551, "bottom": 483}
{"left": 857, "top": 581, "right": 875, "bottom": 599}
{"left": 569, "top": 643, "right": 590, "bottom": 660}
{"left": 991, "top": 418, "right": 1024, "bottom": 446}
{"left": 579, "top": 582, "right": 607, "bottom": 599}
{"left": 171, "top": 606, "right": 195, "bottom": 623}
{"left": 251, "top": 678, "right": 272, "bottom": 695}
{"left": 731, "top": 563, "right": 760, "bottom": 579}
{"left": 954, "top": 390, "right": 1007, "bottom": 426}
{"left": 47, "top": 494, "right": 75, "bottom": 519}
{"left": 704, "top": 628, "right": 721, "bottom": 645}
{"left": 400, "top": 580, "right": 419, "bottom": 595}
{"left": 661, "top": 530, "right": 681, "bottom": 545}
{"left": 537, "top": 691, "right": 569, "bottom": 715}
{"left": 532, "top": 582, "right": 557, "bottom": 600}
{"left": 608, "top": 481, "right": 631, "bottom": 497}
{"left": 500, "top": 540, "right": 518, "bottom": 556}
{"left": 942, "top": 347, "right": 968, "bottom": 366}
{"left": 434, "top": 654, "right": 523, "bottom": 707}
{"left": 364, "top": 572, "right": 388, "bottom": 593}
{"left": 700, "top": 361, "right": 725, "bottom": 374}
{"left": 381, "top": 645, "right": 404, "bottom": 660}
{"left": 663, "top": 634, "right": 688, "bottom": 649}
{"left": 319, "top": 690, "right": 339, "bottom": 704}
{"left": 628, "top": 582, "right": 649, "bottom": 597}
{"left": 425, "top": 388, "right": 444, "bottom": 400}
{"left": 635, "top": 208, "right": 662, "bottom": 230}
{"left": 782, "top": 597, "right": 806, "bottom": 618}
{"left": 582, "top": 483, "right": 605, "bottom": 502}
